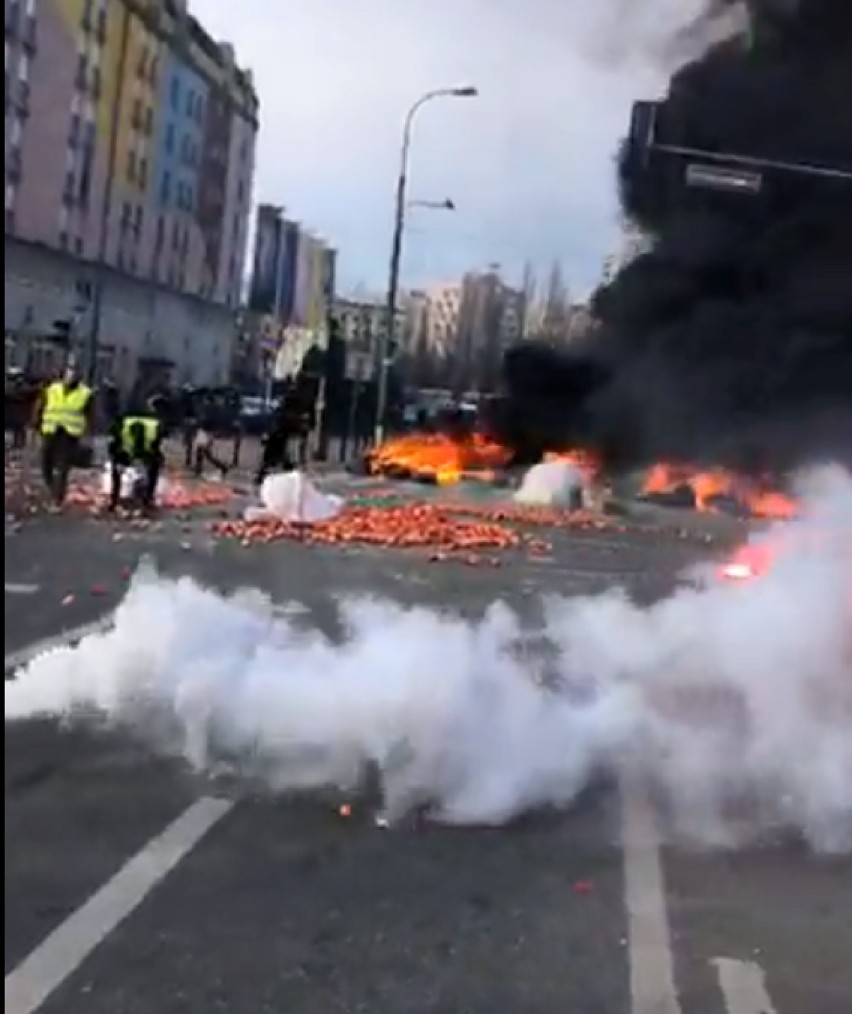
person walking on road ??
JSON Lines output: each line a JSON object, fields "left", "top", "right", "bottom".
{"left": 255, "top": 381, "right": 298, "bottom": 487}
{"left": 34, "top": 362, "right": 93, "bottom": 509}
{"left": 106, "top": 400, "right": 165, "bottom": 514}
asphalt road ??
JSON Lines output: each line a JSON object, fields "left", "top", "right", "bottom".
{"left": 5, "top": 492, "right": 851, "bottom": 1014}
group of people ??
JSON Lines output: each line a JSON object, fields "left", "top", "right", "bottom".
{"left": 12, "top": 363, "right": 324, "bottom": 513}
{"left": 16, "top": 363, "right": 165, "bottom": 514}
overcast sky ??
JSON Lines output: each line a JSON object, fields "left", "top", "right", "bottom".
{"left": 190, "top": 0, "right": 710, "bottom": 298}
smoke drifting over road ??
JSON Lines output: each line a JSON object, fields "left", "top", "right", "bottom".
{"left": 502, "top": 0, "right": 852, "bottom": 473}
{"left": 5, "top": 468, "right": 852, "bottom": 852}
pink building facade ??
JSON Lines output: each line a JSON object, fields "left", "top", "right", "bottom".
{"left": 5, "top": 0, "right": 258, "bottom": 387}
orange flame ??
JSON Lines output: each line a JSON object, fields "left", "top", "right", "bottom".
{"left": 642, "top": 463, "right": 797, "bottom": 520}
{"left": 368, "top": 432, "right": 512, "bottom": 485}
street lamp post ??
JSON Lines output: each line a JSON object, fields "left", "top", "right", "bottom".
{"left": 373, "top": 87, "right": 477, "bottom": 446}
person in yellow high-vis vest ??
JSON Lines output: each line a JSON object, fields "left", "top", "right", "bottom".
{"left": 36, "top": 363, "right": 93, "bottom": 507}
{"left": 106, "top": 403, "right": 164, "bottom": 513}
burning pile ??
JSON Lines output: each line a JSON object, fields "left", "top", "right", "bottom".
{"left": 366, "top": 428, "right": 604, "bottom": 489}
{"left": 366, "top": 432, "right": 512, "bottom": 485}
{"left": 642, "top": 463, "right": 798, "bottom": 518}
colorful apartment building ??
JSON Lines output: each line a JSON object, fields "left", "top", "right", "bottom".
{"left": 5, "top": 0, "right": 258, "bottom": 389}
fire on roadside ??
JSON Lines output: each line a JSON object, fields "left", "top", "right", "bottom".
{"left": 643, "top": 463, "right": 798, "bottom": 520}
{"left": 366, "top": 432, "right": 513, "bottom": 485}
{"left": 366, "top": 432, "right": 602, "bottom": 487}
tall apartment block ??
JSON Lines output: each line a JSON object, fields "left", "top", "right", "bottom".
{"left": 5, "top": 0, "right": 258, "bottom": 391}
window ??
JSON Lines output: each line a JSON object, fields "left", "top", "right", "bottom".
{"left": 137, "top": 157, "right": 148, "bottom": 188}
{"left": 18, "top": 51, "right": 29, "bottom": 82}
{"left": 10, "top": 115, "right": 23, "bottom": 146}
{"left": 160, "top": 170, "right": 171, "bottom": 204}
{"left": 165, "top": 122, "right": 175, "bottom": 153}
{"left": 127, "top": 149, "right": 137, "bottom": 181}
{"left": 186, "top": 89, "right": 194, "bottom": 116}
{"left": 133, "top": 204, "right": 143, "bottom": 233}
{"left": 144, "top": 106, "right": 153, "bottom": 135}
{"left": 170, "top": 76, "right": 179, "bottom": 109}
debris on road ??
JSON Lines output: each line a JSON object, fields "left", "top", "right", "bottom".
{"left": 66, "top": 476, "right": 234, "bottom": 512}
{"left": 211, "top": 502, "right": 527, "bottom": 557}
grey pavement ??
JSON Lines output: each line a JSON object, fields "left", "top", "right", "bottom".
{"left": 4, "top": 491, "right": 851, "bottom": 1014}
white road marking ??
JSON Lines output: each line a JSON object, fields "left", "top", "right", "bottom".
{"left": 4, "top": 796, "right": 234, "bottom": 1014}
{"left": 5, "top": 583, "right": 39, "bottom": 595}
{"left": 621, "top": 774, "right": 681, "bottom": 1014}
{"left": 4, "top": 615, "right": 114, "bottom": 675}
{"left": 713, "top": 958, "right": 778, "bottom": 1014}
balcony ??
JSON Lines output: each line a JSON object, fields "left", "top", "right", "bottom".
{"left": 21, "top": 12, "right": 36, "bottom": 51}
{"left": 15, "top": 80, "right": 30, "bottom": 116}
{"left": 6, "top": 1, "right": 20, "bottom": 38}
{"left": 6, "top": 147, "right": 22, "bottom": 182}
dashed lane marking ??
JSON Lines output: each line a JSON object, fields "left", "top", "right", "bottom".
{"left": 621, "top": 774, "right": 681, "bottom": 1014}
{"left": 4, "top": 797, "right": 234, "bottom": 1014}
{"left": 713, "top": 958, "right": 778, "bottom": 1014}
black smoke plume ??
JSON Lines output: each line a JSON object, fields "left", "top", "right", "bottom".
{"left": 499, "top": 0, "right": 852, "bottom": 474}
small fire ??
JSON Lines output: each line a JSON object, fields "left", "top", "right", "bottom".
{"left": 643, "top": 463, "right": 797, "bottom": 520}
{"left": 368, "top": 434, "right": 603, "bottom": 487}
{"left": 721, "top": 543, "right": 775, "bottom": 582}
{"left": 368, "top": 432, "right": 512, "bottom": 485}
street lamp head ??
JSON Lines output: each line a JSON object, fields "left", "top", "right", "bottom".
{"left": 452, "top": 86, "right": 478, "bottom": 97}
{"left": 443, "top": 199, "right": 456, "bottom": 211}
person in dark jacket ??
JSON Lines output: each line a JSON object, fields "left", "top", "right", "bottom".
{"left": 255, "top": 381, "right": 298, "bottom": 487}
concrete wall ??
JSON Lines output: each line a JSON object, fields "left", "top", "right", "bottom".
{"left": 5, "top": 237, "right": 234, "bottom": 391}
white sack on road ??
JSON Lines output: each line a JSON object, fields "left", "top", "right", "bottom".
{"left": 257, "top": 471, "right": 344, "bottom": 523}
{"left": 99, "top": 464, "right": 170, "bottom": 502}
{"left": 514, "top": 461, "right": 584, "bottom": 509}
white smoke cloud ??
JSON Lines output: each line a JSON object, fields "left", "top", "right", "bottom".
{"left": 5, "top": 468, "right": 851, "bottom": 851}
